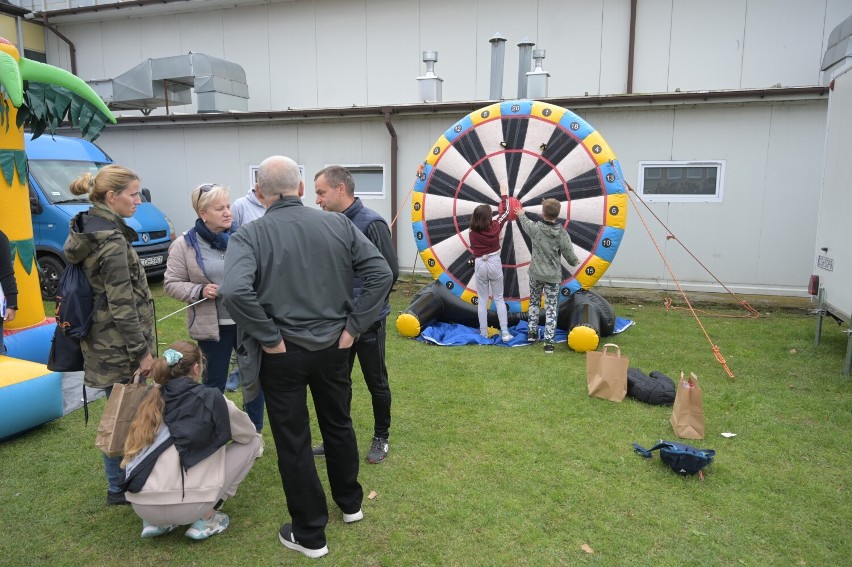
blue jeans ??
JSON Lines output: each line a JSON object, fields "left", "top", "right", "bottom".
{"left": 200, "top": 324, "right": 265, "bottom": 431}
{"left": 102, "top": 385, "right": 124, "bottom": 494}
{"left": 244, "top": 389, "right": 265, "bottom": 431}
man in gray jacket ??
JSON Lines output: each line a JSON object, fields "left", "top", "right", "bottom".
{"left": 221, "top": 156, "right": 393, "bottom": 559}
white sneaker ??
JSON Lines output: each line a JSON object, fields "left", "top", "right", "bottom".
{"left": 501, "top": 331, "right": 512, "bottom": 343}
{"left": 141, "top": 521, "right": 178, "bottom": 539}
{"left": 185, "top": 511, "right": 229, "bottom": 540}
{"left": 279, "top": 523, "right": 329, "bottom": 558}
{"left": 343, "top": 509, "right": 364, "bottom": 523}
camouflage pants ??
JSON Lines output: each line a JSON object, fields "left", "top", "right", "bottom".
{"left": 528, "top": 279, "right": 559, "bottom": 343}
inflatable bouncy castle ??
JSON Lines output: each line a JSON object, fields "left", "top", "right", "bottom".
{"left": 398, "top": 100, "right": 626, "bottom": 351}
{"left": 0, "top": 37, "right": 115, "bottom": 441}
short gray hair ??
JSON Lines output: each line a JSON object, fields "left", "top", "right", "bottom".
{"left": 257, "top": 156, "right": 301, "bottom": 198}
{"left": 314, "top": 165, "right": 354, "bottom": 196}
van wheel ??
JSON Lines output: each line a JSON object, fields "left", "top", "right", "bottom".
{"left": 39, "top": 255, "right": 65, "bottom": 300}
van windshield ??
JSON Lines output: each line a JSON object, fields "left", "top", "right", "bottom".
{"left": 29, "top": 160, "right": 108, "bottom": 204}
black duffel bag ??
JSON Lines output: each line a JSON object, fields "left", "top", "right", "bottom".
{"left": 626, "top": 368, "right": 676, "bottom": 405}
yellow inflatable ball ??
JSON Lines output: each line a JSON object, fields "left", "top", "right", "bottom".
{"left": 567, "top": 324, "right": 600, "bottom": 352}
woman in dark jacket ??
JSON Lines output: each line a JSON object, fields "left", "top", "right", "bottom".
{"left": 64, "top": 164, "right": 156, "bottom": 505}
{"left": 0, "top": 229, "right": 18, "bottom": 355}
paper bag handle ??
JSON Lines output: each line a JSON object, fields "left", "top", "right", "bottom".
{"left": 130, "top": 370, "right": 147, "bottom": 385}
{"left": 601, "top": 343, "right": 621, "bottom": 357}
{"left": 679, "top": 371, "right": 699, "bottom": 388}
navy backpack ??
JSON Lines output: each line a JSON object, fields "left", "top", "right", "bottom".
{"left": 633, "top": 440, "right": 715, "bottom": 477}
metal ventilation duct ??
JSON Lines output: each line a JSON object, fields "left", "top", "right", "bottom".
{"left": 88, "top": 52, "right": 249, "bottom": 114}
{"left": 821, "top": 13, "right": 852, "bottom": 84}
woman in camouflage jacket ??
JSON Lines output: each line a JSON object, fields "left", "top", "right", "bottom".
{"left": 64, "top": 164, "right": 155, "bottom": 505}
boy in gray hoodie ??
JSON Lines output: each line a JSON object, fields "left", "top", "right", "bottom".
{"left": 513, "top": 199, "right": 579, "bottom": 353}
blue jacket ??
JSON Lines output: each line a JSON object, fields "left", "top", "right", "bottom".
{"left": 342, "top": 198, "right": 399, "bottom": 320}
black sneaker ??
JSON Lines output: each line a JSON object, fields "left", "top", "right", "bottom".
{"left": 366, "top": 437, "right": 389, "bottom": 464}
{"left": 107, "top": 491, "right": 130, "bottom": 505}
{"left": 544, "top": 343, "right": 555, "bottom": 354}
{"left": 527, "top": 332, "right": 538, "bottom": 344}
{"left": 278, "top": 523, "right": 328, "bottom": 558}
{"left": 312, "top": 442, "right": 325, "bottom": 457}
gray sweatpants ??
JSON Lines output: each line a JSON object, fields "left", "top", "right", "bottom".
{"left": 131, "top": 436, "right": 261, "bottom": 526}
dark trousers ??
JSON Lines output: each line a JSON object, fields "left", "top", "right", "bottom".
{"left": 261, "top": 340, "right": 362, "bottom": 549}
{"left": 200, "top": 324, "right": 265, "bottom": 431}
{"left": 199, "top": 324, "right": 238, "bottom": 392}
{"left": 349, "top": 318, "right": 392, "bottom": 439}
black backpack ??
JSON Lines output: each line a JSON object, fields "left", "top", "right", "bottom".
{"left": 633, "top": 441, "right": 715, "bottom": 477}
{"left": 47, "top": 262, "right": 100, "bottom": 373}
{"left": 56, "top": 262, "right": 98, "bottom": 340}
{"left": 627, "top": 368, "right": 676, "bottom": 405}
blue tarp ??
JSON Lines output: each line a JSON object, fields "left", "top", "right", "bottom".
{"left": 417, "top": 318, "right": 634, "bottom": 347}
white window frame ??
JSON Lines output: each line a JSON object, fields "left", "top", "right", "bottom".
{"left": 249, "top": 164, "right": 305, "bottom": 190}
{"left": 637, "top": 160, "right": 726, "bottom": 203}
{"left": 328, "top": 164, "right": 386, "bottom": 199}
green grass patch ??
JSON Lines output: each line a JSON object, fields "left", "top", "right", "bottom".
{"left": 5, "top": 280, "right": 851, "bottom": 565}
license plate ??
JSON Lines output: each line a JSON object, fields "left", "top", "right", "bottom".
{"left": 817, "top": 255, "right": 833, "bottom": 271}
{"left": 140, "top": 255, "right": 164, "bottom": 267}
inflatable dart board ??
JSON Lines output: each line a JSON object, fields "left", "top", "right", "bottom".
{"left": 411, "top": 100, "right": 627, "bottom": 312}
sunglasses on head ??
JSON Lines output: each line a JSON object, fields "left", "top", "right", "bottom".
{"left": 194, "top": 183, "right": 218, "bottom": 209}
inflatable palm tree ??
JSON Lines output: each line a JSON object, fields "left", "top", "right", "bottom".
{"left": 0, "top": 37, "right": 115, "bottom": 330}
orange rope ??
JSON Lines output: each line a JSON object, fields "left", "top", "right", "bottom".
{"left": 389, "top": 182, "right": 415, "bottom": 229}
{"left": 618, "top": 168, "right": 735, "bottom": 380}
{"left": 623, "top": 177, "right": 760, "bottom": 320}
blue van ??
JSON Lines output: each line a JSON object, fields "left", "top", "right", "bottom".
{"left": 26, "top": 134, "right": 174, "bottom": 298}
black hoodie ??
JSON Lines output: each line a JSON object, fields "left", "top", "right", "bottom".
{"left": 162, "top": 377, "right": 231, "bottom": 470}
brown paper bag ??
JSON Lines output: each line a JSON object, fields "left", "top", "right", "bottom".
{"left": 95, "top": 372, "right": 150, "bottom": 457}
{"left": 670, "top": 372, "right": 704, "bottom": 439}
{"left": 586, "top": 343, "right": 628, "bottom": 402}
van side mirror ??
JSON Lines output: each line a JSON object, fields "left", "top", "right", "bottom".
{"left": 141, "top": 188, "right": 152, "bottom": 203}
{"left": 29, "top": 187, "right": 42, "bottom": 214}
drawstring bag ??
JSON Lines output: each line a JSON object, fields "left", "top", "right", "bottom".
{"left": 633, "top": 440, "right": 715, "bottom": 479}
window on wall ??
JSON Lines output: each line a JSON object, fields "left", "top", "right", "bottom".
{"left": 637, "top": 161, "right": 725, "bottom": 203}
{"left": 249, "top": 164, "right": 304, "bottom": 190}
{"left": 331, "top": 164, "right": 385, "bottom": 198}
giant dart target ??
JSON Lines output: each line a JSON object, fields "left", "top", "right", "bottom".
{"left": 412, "top": 100, "right": 627, "bottom": 312}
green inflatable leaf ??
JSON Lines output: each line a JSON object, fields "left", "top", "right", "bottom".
{"left": 9, "top": 238, "right": 36, "bottom": 275}
{"left": 19, "top": 82, "right": 112, "bottom": 141}
{"left": 0, "top": 149, "right": 28, "bottom": 186}
{"left": 0, "top": 150, "right": 15, "bottom": 187}
{"left": 14, "top": 148, "right": 26, "bottom": 184}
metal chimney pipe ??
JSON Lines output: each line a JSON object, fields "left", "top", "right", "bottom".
{"left": 417, "top": 50, "right": 443, "bottom": 102}
{"left": 527, "top": 49, "right": 550, "bottom": 99}
{"left": 489, "top": 32, "right": 507, "bottom": 100}
{"left": 516, "top": 36, "right": 535, "bottom": 98}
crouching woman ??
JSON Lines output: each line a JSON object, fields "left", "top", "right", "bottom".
{"left": 121, "top": 340, "right": 261, "bottom": 540}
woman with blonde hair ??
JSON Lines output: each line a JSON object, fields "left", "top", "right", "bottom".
{"left": 64, "top": 164, "right": 155, "bottom": 505}
{"left": 121, "top": 340, "right": 261, "bottom": 540}
{"left": 164, "top": 183, "right": 265, "bottom": 446}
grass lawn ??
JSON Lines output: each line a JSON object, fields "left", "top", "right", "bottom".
{"left": 1, "top": 278, "right": 850, "bottom": 566}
